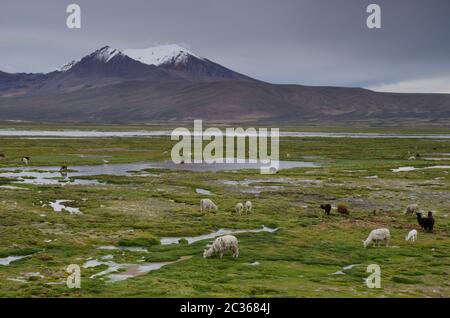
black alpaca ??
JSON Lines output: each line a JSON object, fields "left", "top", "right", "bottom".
{"left": 320, "top": 204, "right": 332, "bottom": 215}
{"left": 416, "top": 212, "right": 434, "bottom": 232}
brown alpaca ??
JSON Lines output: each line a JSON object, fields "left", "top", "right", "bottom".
{"left": 337, "top": 203, "right": 349, "bottom": 215}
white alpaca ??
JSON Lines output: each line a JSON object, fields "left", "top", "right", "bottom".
{"left": 21, "top": 157, "right": 31, "bottom": 165}
{"left": 405, "top": 204, "right": 419, "bottom": 215}
{"left": 200, "top": 199, "right": 218, "bottom": 213}
{"left": 245, "top": 201, "right": 252, "bottom": 213}
{"left": 203, "top": 235, "right": 239, "bottom": 259}
{"left": 235, "top": 202, "right": 244, "bottom": 215}
{"left": 405, "top": 229, "right": 418, "bottom": 243}
{"left": 363, "top": 228, "right": 391, "bottom": 248}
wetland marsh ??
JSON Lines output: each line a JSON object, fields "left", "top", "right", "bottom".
{"left": 0, "top": 126, "right": 449, "bottom": 297}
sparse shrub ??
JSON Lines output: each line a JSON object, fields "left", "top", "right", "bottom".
{"left": 178, "top": 238, "right": 188, "bottom": 245}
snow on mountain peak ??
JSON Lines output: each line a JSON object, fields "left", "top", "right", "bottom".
{"left": 57, "top": 45, "right": 202, "bottom": 72}
{"left": 123, "top": 44, "right": 203, "bottom": 66}
{"left": 58, "top": 59, "right": 79, "bottom": 72}
{"left": 58, "top": 46, "right": 123, "bottom": 72}
{"left": 92, "top": 46, "right": 122, "bottom": 63}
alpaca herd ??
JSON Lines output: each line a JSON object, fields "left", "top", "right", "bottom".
{"left": 361, "top": 204, "right": 436, "bottom": 248}
{"left": 200, "top": 196, "right": 437, "bottom": 258}
{"left": 200, "top": 199, "right": 252, "bottom": 216}
{"left": 199, "top": 199, "right": 251, "bottom": 258}
{"left": 362, "top": 224, "right": 422, "bottom": 248}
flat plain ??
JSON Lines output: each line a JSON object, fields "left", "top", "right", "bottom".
{"left": 0, "top": 125, "right": 449, "bottom": 297}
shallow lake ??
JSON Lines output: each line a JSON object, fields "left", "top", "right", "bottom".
{"left": 0, "top": 160, "right": 317, "bottom": 185}
{"left": 1, "top": 129, "right": 450, "bottom": 139}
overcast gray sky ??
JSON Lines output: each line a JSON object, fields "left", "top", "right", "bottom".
{"left": 1, "top": 0, "right": 449, "bottom": 93}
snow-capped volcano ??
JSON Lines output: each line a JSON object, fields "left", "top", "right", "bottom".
{"left": 123, "top": 44, "right": 254, "bottom": 81}
{"left": 59, "top": 46, "right": 123, "bottom": 72}
{"left": 55, "top": 44, "right": 254, "bottom": 81}
{"left": 124, "top": 44, "right": 203, "bottom": 67}
{"left": 1, "top": 44, "right": 255, "bottom": 96}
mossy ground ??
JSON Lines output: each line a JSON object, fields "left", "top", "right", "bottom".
{"left": 0, "top": 127, "right": 449, "bottom": 297}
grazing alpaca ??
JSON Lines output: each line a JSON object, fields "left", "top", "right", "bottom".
{"left": 244, "top": 201, "right": 252, "bottom": 213}
{"left": 363, "top": 228, "right": 391, "bottom": 248}
{"left": 21, "top": 157, "right": 31, "bottom": 165}
{"left": 416, "top": 212, "right": 434, "bottom": 232}
{"left": 337, "top": 203, "right": 349, "bottom": 215}
{"left": 405, "top": 229, "right": 418, "bottom": 243}
{"left": 405, "top": 204, "right": 419, "bottom": 215}
{"left": 200, "top": 199, "right": 218, "bottom": 213}
{"left": 320, "top": 204, "right": 331, "bottom": 215}
{"left": 203, "top": 235, "right": 239, "bottom": 259}
{"left": 235, "top": 202, "right": 244, "bottom": 215}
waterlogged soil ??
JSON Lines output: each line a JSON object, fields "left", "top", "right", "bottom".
{"left": 0, "top": 160, "right": 318, "bottom": 185}
{"left": 0, "top": 130, "right": 449, "bottom": 297}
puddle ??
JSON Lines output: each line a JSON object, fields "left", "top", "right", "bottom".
{"left": 196, "top": 188, "right": 212, "bottom": 195}
{"left": 247, "top": 261, "right": 260, "bottom": 266}
{"left": 49, "top": 200, "right": 82, "bottom": 215}
{"left": 364, "top": 176, "right": 379, "bottom": 179}
{"left": 222, "top": 178, "right": 321, "bottom": 194}
{"left": 331, "top": 270, "right": 346, "bottom": 275}
{"left": 97, "top": 246, "right": 149, "bottom": 253}
{"left": 423, "top": 157, "right": 450, "bottom": 161}
{"left": 0, "top": 185, "right": 30, "bottom": 190}
{"left": 330, "top": 264, "right": 360, "bottom": 275}
{"left": 160, "top": 226, "right": 278, "bottom": 245}
{"left": 83, "top": 259, "right": 105, "bottom": 268}
{"left": 0, "top": 167, "right": 104, "bottom": 186}
{"left": 392, "top": 167, "right": 417, "bottom": 172}
{"left": 7, "top": 278, "right": 28, "bottom": 283}
{"left": 392, "top": 166, "right": 450, "bottom": 172}
{"left": 342, "top": 264, "right": 359, "bottom": 270}
{"left": 223, "top": 179, "right": 284, "bottom": 194}
{"left": 86, "top": 256, "right": 191, "bottom": 282}
{"left": 0, "top": 255, "right": 31, "bottom": 266}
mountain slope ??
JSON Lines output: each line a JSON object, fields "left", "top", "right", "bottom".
{"left": 0, "top": 71, "right": 53, "bottom": 97}
{"left": 0, "top": 80, "right": 448, "bottom": 123}
{"left": 123, "top": 45, "right": 256, "bottom": 81}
